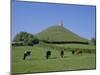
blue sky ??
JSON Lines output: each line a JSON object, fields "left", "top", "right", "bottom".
{"left": 12, "top": 0, "right": 96, "bottom": 39}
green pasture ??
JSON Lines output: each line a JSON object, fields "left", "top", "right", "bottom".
{"left": 12, "top": 44, "right": 96, "bottom": 74}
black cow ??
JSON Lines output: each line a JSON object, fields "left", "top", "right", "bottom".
{"left": 60, "top": 50, "right": 64, "bottom": 58}
{"left": 23, "top": 51, "right": 31, "bottom": 60}
{"left": 46, "top": 51, "right": 51, "bottom": 59}
{"left": 72, "top": 50, "right": 75, "bottom": 55}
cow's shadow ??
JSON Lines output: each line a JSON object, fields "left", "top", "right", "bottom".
{"left": 48, "top": 55, "right": 69, "bottom": 59}
{"left": 64, "top": 55, "right": 69, "bottom": 58}
{"left": 50, "top": 57, "right": 57, "bottom": 59}
{"left": 22, "top": 55, "right": 70, "bottom": 61}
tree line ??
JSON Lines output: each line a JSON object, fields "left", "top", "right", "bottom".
{"left": 12, "top": 32, "right": 39, "bottom": 46}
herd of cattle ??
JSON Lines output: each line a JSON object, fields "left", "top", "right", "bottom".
{"left": 23, "top": 49, "right": 82, "bottom": 60}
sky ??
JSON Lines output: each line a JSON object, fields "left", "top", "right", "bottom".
{"left": 12, "top": 0, "right": 96, "bottom": 39}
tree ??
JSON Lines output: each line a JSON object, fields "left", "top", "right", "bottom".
{"left": 13, "top": 32, "right": 39, "bottom": 46}
{"left": 91, "top": 38, "right": 96, "bottom": 45}
{"left": 90, "top": 38, "right": 96, "bottom": 45}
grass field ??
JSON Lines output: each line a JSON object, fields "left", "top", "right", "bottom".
{"left": 12, "top": 44, "right": 96, "bottom": 74}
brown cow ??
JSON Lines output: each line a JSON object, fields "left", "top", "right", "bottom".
{"left": 75, "top": 49, "right": 82, "bottom": 55}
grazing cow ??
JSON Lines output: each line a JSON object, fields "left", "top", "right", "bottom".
{"left": 60, "top": 50, "right": 64, "bottom": 58}
{"left": 46, "top": 51, "right": 51, "bottom": 59}
{"left": 23, "top": 50, "right": 31, "bottom": 60}
{"left": 75, "top": 49, "right": 82, "bottom": 55}
{"left": 72, "top": 50, "right": 75, "bottom": 55}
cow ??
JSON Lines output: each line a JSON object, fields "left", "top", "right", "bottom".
{"left": 46, "top": 51, "right": 51, "bottom": 59}
{"left": 75, "top": 49, "right": 82, "bottom": 55}
{"left": 60, "top": 50, "right": 64, "bottom": 58}
{"left": 72, "top": 50, "right": 75, "bottom": 55}
{"left": 23, "top": 50, "right": 31, "bottom": 60}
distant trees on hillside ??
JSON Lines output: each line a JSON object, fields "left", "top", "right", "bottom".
{"left": 88, "top": 37, "right": 96, "bottom": 45}
{"left": 12, "top": 32, "right": 39, "bottom": 46}
{"left": 91, "top": 37, "right": 96, "bottom": 45}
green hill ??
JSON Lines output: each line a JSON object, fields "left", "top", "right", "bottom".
{"left": 35, "top": 25, "right": 88, "bottom": 43}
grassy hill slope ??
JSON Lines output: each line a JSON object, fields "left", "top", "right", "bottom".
{"left": 36, "top": 25, "right": 88, "bottom": 42}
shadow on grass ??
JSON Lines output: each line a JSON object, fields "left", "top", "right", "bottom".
{"left": 21, "top": 55, "right": 70, "bottom": 61}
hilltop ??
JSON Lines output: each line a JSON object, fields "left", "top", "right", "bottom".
{"left": 35, "top": 25, "right": 88, "bottom": 43}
